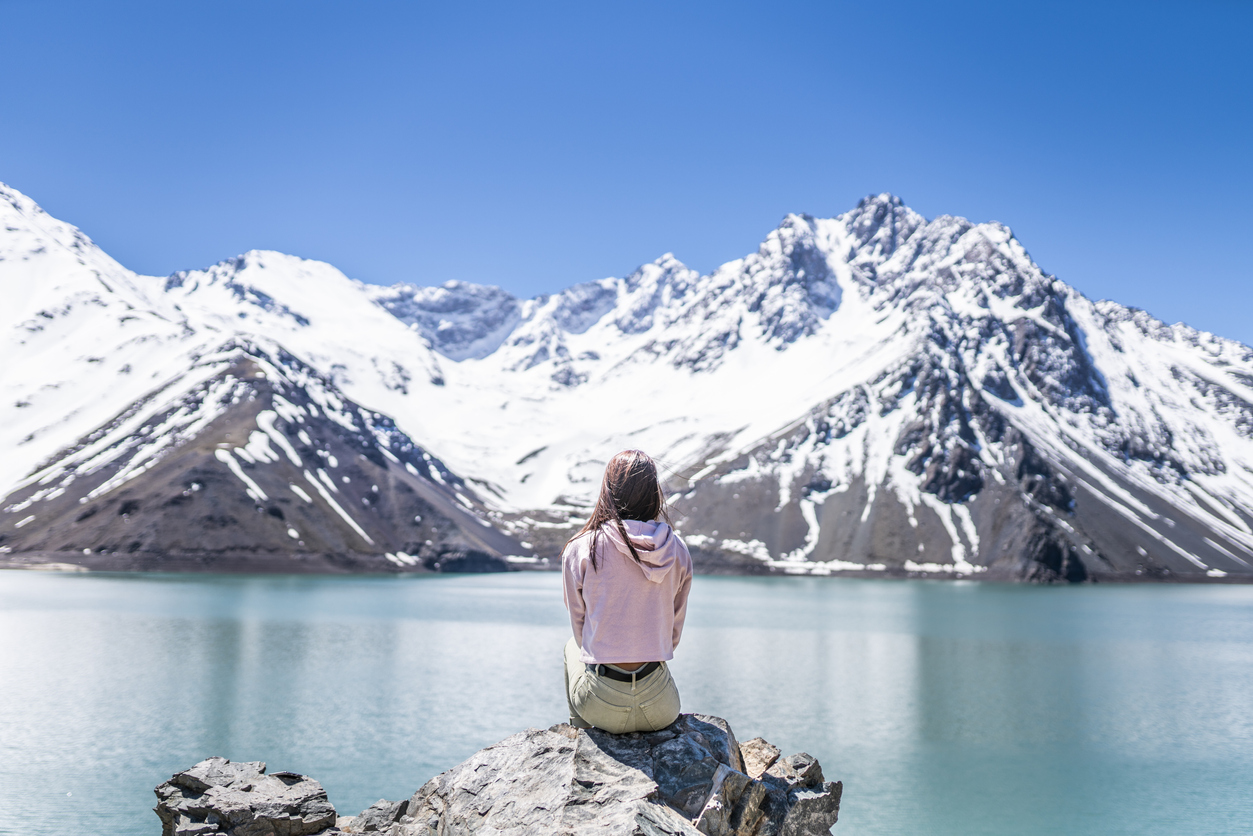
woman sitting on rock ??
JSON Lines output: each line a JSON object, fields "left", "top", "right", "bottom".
{"left": 563, "top": 449, "right": 693, "bottom": 733}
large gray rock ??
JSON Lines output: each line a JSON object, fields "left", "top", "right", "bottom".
{"left": 154, "top": 757, "right": 339, "bottom": 836}
{"left": 344, "top": 714, "right": 841, "bottom": 836}
{"left": 155, "top": 716, "right": 841, "bottom": 836}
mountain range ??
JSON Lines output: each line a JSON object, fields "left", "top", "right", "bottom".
{"left": 2, "top": 182, "right": 1251, "bottom": 581}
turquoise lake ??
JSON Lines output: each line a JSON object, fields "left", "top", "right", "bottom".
{"left": 1, "top": 571, "right": 1251, "bottom": 835}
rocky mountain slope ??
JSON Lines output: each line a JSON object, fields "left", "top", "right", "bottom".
{"left": 0, "top": 337, "right": 520, "bottom": 571}
{"left": 2, "top": 181, "right": 1251, "bottom": 580}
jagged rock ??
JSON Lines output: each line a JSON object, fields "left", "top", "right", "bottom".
{"left": 341, "top": 713, "right": 841, "bottom": 836}
{"left": 739, "top": 738, "right": 781, "bottom": 780}
{"left": 154, "top": 757, "right": 339, "bottom": 836}
{"left": 760, "top": 754, "right": 842, "bottom": 836}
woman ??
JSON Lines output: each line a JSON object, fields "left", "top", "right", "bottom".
{"left": 562, "top": 449, "right": 693, "bottom": 733}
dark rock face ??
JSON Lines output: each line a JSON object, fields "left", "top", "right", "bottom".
{"left": 366, "top": 281, "right": 522, "bottom": 362}
{"left": 154, "top": 757, "right": 338, "bottom": 836}
{"left": 420, "top": 548, "right": 511, "bottom": 573}
{"left": 155, "top": 715, "right": 842, "bottom": 836}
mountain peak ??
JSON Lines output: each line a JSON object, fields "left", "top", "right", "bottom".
{"left": 651, "top": 252, "right": 688, "bottom": 271}
{"left": 0, "top": 181, "right": 42, "bottom": 216}
{"left": 857, "top": 192, "right": 905, "bottom": 209}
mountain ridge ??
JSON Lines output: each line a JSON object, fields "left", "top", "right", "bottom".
{"left": 3, "top": 181, "right": 1251, "bottom": 581}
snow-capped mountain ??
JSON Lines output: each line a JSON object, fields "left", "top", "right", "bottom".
{"left": 0, "top": 337, "right": 519, "bottom": 570}
{"left": 2, "top": 181, "right": 1251, "bottom": 580}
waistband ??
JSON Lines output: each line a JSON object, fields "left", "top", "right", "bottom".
{"left": 587, "top": 660, "right": 662, "bottom": 683}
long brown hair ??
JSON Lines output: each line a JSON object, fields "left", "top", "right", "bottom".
{"left": 568, "top": 449, "right": 671, "bottom": 570}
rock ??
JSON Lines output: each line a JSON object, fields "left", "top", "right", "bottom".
{"left": 693, "top": 764, "right": 767, "bottom": 835}
{"left": 765, "top": 753, "right": 824, "bottom": 789}
{"left": 341, "top": 713, "right": 840, "bottom": 836}
{"left": 349, "top": 799, "right": 409, "bottom": 832}
{"left": 154, "top": 757, "right": 339, "bottom": 836}
{"left": 739, "top": 738, "right": 781, "bottom": 780}
{"left": 760, "top": 753, "right": 843, "bottom": 836}
{"left": 156, "top": 716, "right": 841, "bottom": 836}
{"left": 778, "top": 785, "right": 844, "bottom": 836}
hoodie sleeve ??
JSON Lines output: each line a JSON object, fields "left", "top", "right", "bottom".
{"left": 562, "top": 539, "right": 587, "bottom": 647}
{"left": 671, "top": 544, "right": 693, "bottom": 650}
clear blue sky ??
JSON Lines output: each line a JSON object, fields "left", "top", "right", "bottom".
{"left": 3, "top": 0, "right": 1250, "bottom": 344}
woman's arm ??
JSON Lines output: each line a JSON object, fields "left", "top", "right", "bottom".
{"left": 562, "top": 544, "right": 587, "bottom": 647}
{"left": 671, "top": 564, "right": 692, "bottom": 650}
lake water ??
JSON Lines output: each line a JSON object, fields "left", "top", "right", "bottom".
{"left": 1, "top": 571, "right": 1251, "bottom": 836}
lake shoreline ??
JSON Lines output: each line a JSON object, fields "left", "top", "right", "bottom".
{"left": 3, "top": 551, "right": 1251, "bottom": 583}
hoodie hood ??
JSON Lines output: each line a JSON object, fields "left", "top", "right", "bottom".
{"left": 600, "top": 519, "right": 686, "bottom": 583}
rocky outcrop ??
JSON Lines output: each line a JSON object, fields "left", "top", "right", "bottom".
{"left": 155, "top": 715, "right": 841, "bottom": 836}
{"left": 154, "top": 757, "right": 339, "bottom": 836}
{"left": 347, "top": 714, "right": 840, "bottom": 836}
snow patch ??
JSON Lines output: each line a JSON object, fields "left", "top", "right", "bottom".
{"left": 215, "top": 448, "right": 267, "bottom": 502}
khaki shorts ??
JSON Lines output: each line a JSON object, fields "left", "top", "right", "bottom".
{"left": 563, "top": 637, "right": 681, "bottom": 734}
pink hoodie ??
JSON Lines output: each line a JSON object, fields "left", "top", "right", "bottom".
{"left": 562, "top": 519, "right": 693, "bottom": 665}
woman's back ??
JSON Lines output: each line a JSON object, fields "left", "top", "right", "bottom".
{"left": 563, "top": 519, "right": 692, "bottom": 665}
